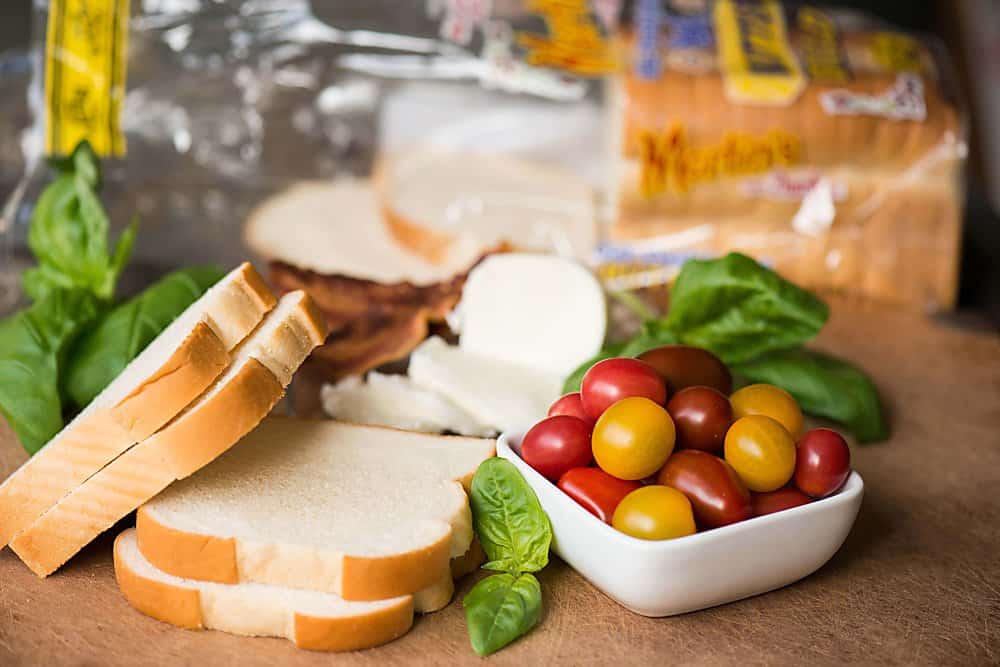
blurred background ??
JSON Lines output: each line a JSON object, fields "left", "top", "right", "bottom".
{"left": 0, "top": 0, "right": 1000, "bottom": 327}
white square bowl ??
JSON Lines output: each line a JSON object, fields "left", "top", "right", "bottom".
{"left": 497, "top": 432, "right": 864, "bottom": 617}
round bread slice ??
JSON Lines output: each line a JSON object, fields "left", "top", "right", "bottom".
{"left": 114, "top": 529, "right": 418, "bottom": 652}
{"left": 376, "top": 150, "right": 596, "bottom": 264}
{"left": 9, "top": 291, "right": 327, "bottom": 577}
{"left": 0, "top": 262, "right": 275, "bottom": 549}
{"left": 244, "top": 180, "right": 483, "bottom": 287}
{"left": 135, "top": 418, "right": 495, "bottom": 601}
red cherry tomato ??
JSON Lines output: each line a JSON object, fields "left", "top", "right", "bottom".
{"left": 548, "top": 392, "right": 595, "bottom": 429}
{"left": 657, "top": 450, "right": 751, "bottom": 528}
{"left": 666, "top": 386, "right": 732, "bottom": 453}
{"left": 637, "top": 345, "right": 732, "bottom": 394}
{"left": 557, "top": 467, "right": 642, "bottom": 524}
{"left": 581, "top": 358, "right": 667, "bottom": 420}
{"left": 521, "top": 415, "right": 593, "bottom": 481}
{"left": 751, "top": 487, "right": 812, "bottom": 517}
{"left": 794, "top": 428, "right": 851, "bottom": 498}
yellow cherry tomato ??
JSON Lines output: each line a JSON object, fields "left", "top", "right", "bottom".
{"left": 729, "top": 384, "right": 803, "bottom": 438}
{"left": 592, "top": 396, "right": 675, "bottom": 480}
{"left": 612, "top": 485, "right": 696, "bottom": 540}
{"left": 724, "top": 415, "right": 797, "bottom": 492}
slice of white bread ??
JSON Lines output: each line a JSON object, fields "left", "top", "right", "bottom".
{"left": 115, "top": 529, "right": 418, "bottom": 652}
{"left": 135, "top": 418, "right": 495, "bottom": 601}
{"left": 376, "top": 150, "right": 596, "bottom": 264}
{"left": 243, "top": 180, "right": 483, "bottom": 286}
{"left": 0, "top": 262, "right": 275, "bottom": 548}
{"left": 9, "top": 291, "right": 327, "bottom": 576}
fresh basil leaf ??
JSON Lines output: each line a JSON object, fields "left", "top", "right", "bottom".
{"left": 733, "top": 347, "right": 888, "bottom": 443}
{"left": 562, "top": 342, "right": 626, "bottom": 394}
{"left": 464, "top": 572, "right": 542, "bottom": 657}
{"left": 662, "top": 253, "right": 829, "bottom": 365}
{"left": 470, "top": 458, "right": 552, "bottom": 575}
{"left": 0, "top": 289, "right": 100, "bottom": 453}
{"left": 63, "top": 266, "right": 224, "bottom": 410}
{"left": 23, "top": 141, "right": 134, "bottom": 302}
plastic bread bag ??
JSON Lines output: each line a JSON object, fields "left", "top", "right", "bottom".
{"left": 601, "top": 0, "right": 968, "bottom": 311}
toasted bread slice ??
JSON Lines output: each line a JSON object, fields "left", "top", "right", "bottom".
{"left": 115, "top": 529, "right": 423, "bottom": 651}
{"left": 135, "top": 418, "right": 495, "bottom": 601}
{"left": 0, "top": 263, "right": 275, "bottom": 548}
{"left": 10, "top": 292, "right": 327, "bottom": 576}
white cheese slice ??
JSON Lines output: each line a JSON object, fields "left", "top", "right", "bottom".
{"left": 320, "top": 372, "right": 495, "bottom": 438}
{"left": 452, "top": 253, "right": 607, "bottom": 378}
{"left": 408, "top": 337, "right": 562, "bottom": 434}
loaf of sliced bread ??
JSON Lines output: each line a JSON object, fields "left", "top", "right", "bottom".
{"left": 0, "top": 262, "right": 275, "bottom": 548}
{"left": 115, "top": 529, "right": 423, "bottom": 652}
{"left": 135, "top": 418, "right": 495, "bottom": 600}
{"left": 10, "top": 291, "right": 327, "bottom": 576}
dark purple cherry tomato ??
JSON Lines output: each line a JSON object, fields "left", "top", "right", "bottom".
{"left": 637, "top": 345, "right": 732, "bottom": 394}
{"left": 557, "top": 467, "right": 642, "bottom": 524}
{"left": 521, "top": 416, "right": 593, "bottom": 481}
{"left": 580, "top": 358, "right": 667, "bottom": 420}
{"left": 548, "top": 392, "right": 595, "bottom": 430}
{"left": 751, "top": 487, "right": 812, "bottom": 517}
{"left": 666, "top": 386, "right": 732, "bottom": 454}
{"left": 656, "top": 450, "right": 751, "bottom": 528}
{"left": 794, "top": 428, "right": 851, "bottom": 498}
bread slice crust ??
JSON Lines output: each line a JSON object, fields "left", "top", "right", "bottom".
{"left": 10, "top": 292, "right": 326, "bottom": 577}
{"left": 0, "top": 263, "right": 275, "bottom": 549}
{"left": 114, "top": 529, "right": 417, "bottom": 652}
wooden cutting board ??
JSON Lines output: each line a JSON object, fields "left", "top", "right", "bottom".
{"left": 1, "top": 299, "right": 998, "bottom": 666}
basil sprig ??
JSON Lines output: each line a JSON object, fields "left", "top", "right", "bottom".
{"left": 0, "top": 141, "right": 222, "bottom": 453}
{"left": 564, "top": 253, "right": 888, "bottom": 443}
{"left": 464, "top": 458, "right": 552, "bottom": 656}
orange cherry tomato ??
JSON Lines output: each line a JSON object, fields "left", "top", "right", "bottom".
{"left": 612, "top": 485, "right": 696, "bottom": 540}
{"left": 557, "top": 467, "right": 642, "bottom": 524}
{"left": 592, "top": 396, "right": 675, "bottom": 480}
{"left": 724, "top": 415, "right": 797, "bottom": 492}
{"left": 729, "top": 383, "right": 803, "bottom": 438}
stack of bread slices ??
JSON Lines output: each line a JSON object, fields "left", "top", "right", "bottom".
{"left": 115, "top": 417, "right": 495, "bottom": 651}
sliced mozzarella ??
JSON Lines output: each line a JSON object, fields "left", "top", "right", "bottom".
{"left": 320, "top": 372, "right": 495, "bottom": 438}
{"left": 408, "top": 337, "right": 562, "bottom": 434}
{"left": 453, "top": 253, "right": 607, "bottom": 378}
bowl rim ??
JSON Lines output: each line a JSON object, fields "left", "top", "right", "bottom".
{"left": 498, "top": 431, "right": 865, "bottom": 553}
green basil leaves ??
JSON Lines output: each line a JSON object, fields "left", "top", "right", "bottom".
{"left": 465, "top": 458, "right": 552, "bottom": 656}
{"left": 464, "top": 572, "right": 542, "bottom": 657}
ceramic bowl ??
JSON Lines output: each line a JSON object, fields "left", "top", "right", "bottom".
{"left": 497, "top": 432, "right": 863, "bottom": 617}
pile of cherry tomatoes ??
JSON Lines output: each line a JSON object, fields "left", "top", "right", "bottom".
{"left": 521, "top": 346, "right": 853, "bottom": 541}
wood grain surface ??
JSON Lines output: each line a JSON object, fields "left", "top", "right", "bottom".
{"left": 1, "top": 299, "right": 998, "bottom": 666}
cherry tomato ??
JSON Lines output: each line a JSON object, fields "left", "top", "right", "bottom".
{"left": 666, "top": 386, "right": 732, "bottom": 453}
{"left": 581, "top": 358, "right": 667, "bottom": 420}
{"left": 729, "top": 384, "right": 803, "bottom": 438}
{"left": 548, "top": 392, "right": 595, "bottom": 429}
{"left": 637, "top": 345, "right": 732, "bottom": 394}
{"left": 612, "top": 485, "right": 696, "bottom": 540}
{"left": 724, "top": 415, "right": 797, "bottom": 492}
{"left": 592, "top": 396, "right": 675, "bottom": 480}
{"left": 751, "top": 487, "right": 812, "bottom": 517}
{"left": 557, "top": 467, "right": 642, "bottom": 524}
{"left": 521, "top": 415, "right": 593, "bottom": 481}
{"left": 657, "top": 450, "right": 750, "bottom": 528}
{"left": 794, "top": 428, "right": 851, "bottom": 498}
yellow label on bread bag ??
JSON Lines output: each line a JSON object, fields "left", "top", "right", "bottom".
{"left": 45, "top": 0, "right": 130, "bottom": 157}
{"left": 797, "top": 6, "right": 849, "bottom": 83}
{"left": 638, "top": 123, "right": 801, "bottom": 197}
{"left": 516, "top": 0, "right": 618, "bottom": 76}
{"left": 713, "top": 0, "right": 806, "bottom": 106}
{"left": 870, "top": 32, "right": 922, "bottom": 73}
